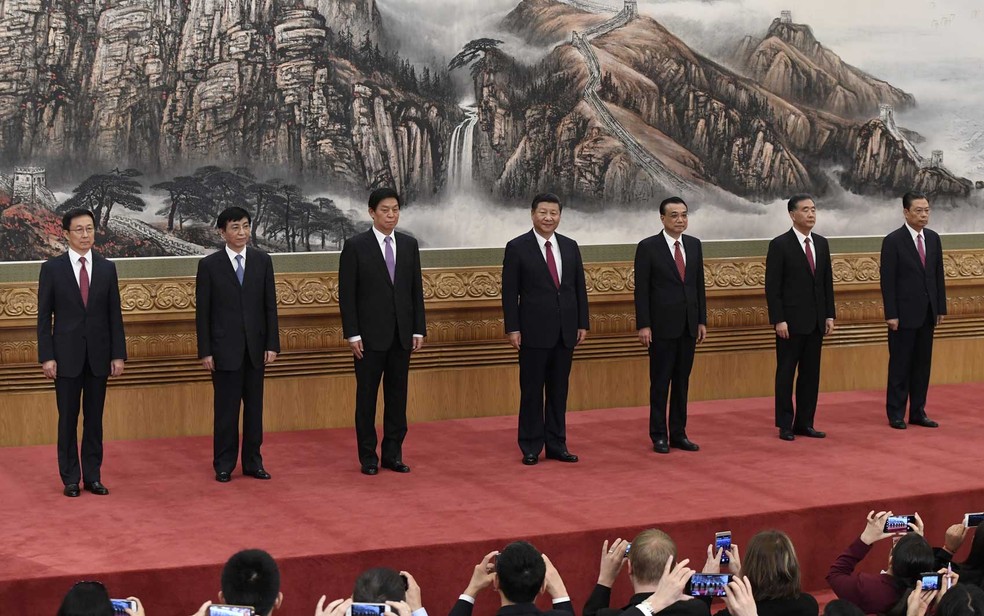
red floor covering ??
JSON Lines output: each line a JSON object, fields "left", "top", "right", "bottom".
{"left": 2, "top": 384, "right": 984, "bottom": 616}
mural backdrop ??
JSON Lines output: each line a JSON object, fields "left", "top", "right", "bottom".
{"left": 0, "top": 0, "right": 981, "bottom": 259}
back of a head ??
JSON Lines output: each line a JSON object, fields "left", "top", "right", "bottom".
{"left": 353, "top": 568, "right": 406, "bottom": 602}
{"left": 936, "top": 584, "right": 984, "bottom": 616}
{"left": 890, "top": 534, "right": 934, "bottom": 583}
{"left": 741, "top": 529, "right": 801, "bottom": 601}
{"left": 496, "top": 541, "right": 546, "bottom": 604}
{"left": 822, "top": 599, "right": 865, "bottom": 616}
{"left": 629, "top": 529, "right": 677, "bottom": 586}
{"left": 57, "top": 582, "right": 113, "bottom": 616}
{"left": 221, "top": 549, "right": 281, "bottom": 616}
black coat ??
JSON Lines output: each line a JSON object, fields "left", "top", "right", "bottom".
{"left": 765, "top": 229, "right": 836, "bottom": 335}
{"left": 880, "top": 225, "right": 947, "bottom": 328}
{"left": 634, "top": 232, "right": 707, "bottom": 339}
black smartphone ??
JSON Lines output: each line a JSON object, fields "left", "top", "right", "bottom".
{"left": 110, "top": 599, "right": 137, "bottom": 615}
{"left": 964, "top": 513, "right": 984, "bottom": 528}
{"left": 207, "top": 606, "right": 255, "bottom": 616}
{"left": 686, "top": 573, "right": 732, "bottom": 597}
{"left": 919, "top": 572, "right": 943, "bottom": 591}
{"left": 347, "top": 603, "right": 392, "bottom": 616}
{"left": 884, "top": 515, "right": 916, "bottom": 533}
{"left": 715, "top": 531, "right": 732, "bottom": 564}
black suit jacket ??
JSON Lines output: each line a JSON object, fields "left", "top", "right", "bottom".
{"left": 37, "top": 251, "right": 127, "bottom": 378}
{"left": 634, "top": 232, "right": 707, "bottom": 339}
{"left": 501, "top": 230, "right": 589, "bottom": 349}
{"left": 880, "top": 225, "right": 947, "bottom": 328}
{"left": 584, "top": 585, "right": 710, "bottom": 616}
{"left": 338, "top": 229, "right": 426, "bottom": 351}
{"left": 195, "top": 247, "right": 280, "bottom": 371}
{"left": 765, "top": 229, "right": 836, "bottom": 335}
{"left": 449, "top": 599, "right": 574, "bottom": 616}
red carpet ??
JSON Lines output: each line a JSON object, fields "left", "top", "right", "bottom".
{"left": 3, "top": 384, "right": 984, "bottom": 616}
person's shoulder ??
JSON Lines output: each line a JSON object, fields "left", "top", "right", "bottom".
{"left": 41, "top": 253, "right": 68, "bottom": 269}
{"left": 683, "top": 233, "right": 703, "bottom": 247}
{"left": 505, "top": 231, "right": 533, "bottom": 248}
{"left": 556, "top": 231, "right": 579, "bottom": 247}
{"left": 200, "top": 250, "right": 225, "bottom": 265}
{"left": 247, "top": 246, "right": 272, "bottom": 260}
{"left": 394, "top": 230, "right": 418, "bottom": 245}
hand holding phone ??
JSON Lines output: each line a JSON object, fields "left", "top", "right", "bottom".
{"left": 884, "top": 514, "right": 916, "bottom": 533}
{"left": 347, "top": 603, "right": 392, "bottom": 616}
{"left": 918, "top": 572, "right": 943, "bottom": 591}
{"left": 111, "top": 599, "right": 137, "bottom": 615}
{"left": 686, "top": 573, "right": 732, "bottom": 597}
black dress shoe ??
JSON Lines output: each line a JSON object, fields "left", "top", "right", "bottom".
{"left": 794, "top": 427, "right": 826, "bottom": 438}
{"left": 522, "top": 454, "right": 538, "bottom": 465}
{"left": 361, "top": 464, "right": 379, "bottom": 476}
{"left": 546, "top": 451, "right": 579, "bottom": 463}
{"left": 670, "top": 438, "right": 700, "bottom": 451}
{"left": 779, "top": 429, "right": 795, "bottom": 441}
{"left": 889, "top": 419, "right": 907, "bottom": 430}
{"left": 84, "top": 481, "right": 109, "bottom": 495}
{"left": 910, "top": 417, "right": 939, "bottom": 428}
{"left": 215, "top": 471, "right": 232, "bottom": 482}
{"left": 653, "top": 439, "right": 670, "bottom": 454}
{"left": 382, "top": 461, "right": 411, "bottom": 473}
{"left": 244, "top": 469, "right": 271, "bottom": 480}
{"left": 64, "top": 483, "right": 80, "bottom": 497}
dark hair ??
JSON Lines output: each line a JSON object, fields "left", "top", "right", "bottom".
{"left": 495, "top": 541, "right": 546, "bottom": 603}
{"left": 787, "top": 194, "right": 814, "bottom": 212}
{"left": 822, "top": 599, "right": 866, "bottom": 616}
{"left": 530, "top": 193, "right": 562, "bottom": 213}
{"left": 883, "top": 534, "right": 936, "bottom": 616}
{"left": 936, "top": 584, "right": 984, "bottom": 616}
{"left": 963, "top": 521, "right": 984, "bottom": 570}
{"left": 216, "top": 207, "right": 252, "bottom": 229}
{"left": 369, "top": 187, "right": 401, "bottom": 210}
{"left": 221, "top": 549, "right": 281, "bottom": 616}
{"left": 57, "top": 582, "right": 113, "bottom": 616}
{"left": 629, "top": 529, "right": 676, "bottom": 585}
{"left": 740, "top": 530, "right": 801, "bottom": 601}
{"left": 62, "top": 209, "right": 96, "bottom": 231}
{"left": 353, "top": 568, "right": 406, "bottom": 602}
{"left": 659, "top": 197, "right": 687, "bottom": 216}
{"left": 902, "top": 191, "right": 928, "bottom": 210}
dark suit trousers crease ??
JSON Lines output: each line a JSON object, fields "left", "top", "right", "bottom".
{"left": 774, "top": 327, "right": 823, "bottom": 430}
{"left": 54, "top": 358, "right": 107, "bottom": 485}
{"left": 648, "top": 334, "right": 696, "bottom": 442}
{"left": 354, "top": 337, "right": 411, "bottom": 466}
{"left": 518, "top": 337, "right": 574, "bottom": 456}
{"left": 212, "top": 352, "right": 265, "bottom": 473}
{"left": 887, "top": 309, "right": 935, "bottom": 422}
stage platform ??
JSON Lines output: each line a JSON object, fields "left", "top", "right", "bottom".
{"left": 3, "top": 384, "right": 984, "bottom": 615}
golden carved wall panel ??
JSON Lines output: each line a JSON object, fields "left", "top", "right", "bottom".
{"left": 119, "top": 281, "right": 197, "bottom": 312}
{"left": 704, "top": 261, "right": 767, "bottom": 289}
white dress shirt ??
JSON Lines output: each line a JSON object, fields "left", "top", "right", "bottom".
{"left": 225, "top": 244, "right": 246, "bottom": 272}
{"left": 792, "top": 227, "right": 813, "bottom": 255}
{"left": 904, "top": 222, "right": 926, "bottom": 250}
{"left": 68, "top": 248, "right": 93, "bottom": 287}
{"left": 533, "top": 230, "right": 562, "bottom": 281}
{"left": 662, "top": 231, "right": 685, "bottom": 264}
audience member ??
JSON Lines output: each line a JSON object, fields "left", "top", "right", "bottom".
{"left": 822, "top": 599, "right": 865, "bottom": 616}
{"left": 935, "top": 584, "right": 984, "bottom": 616}
{"left": 937, "top": 521, "right": 984, "bottom": 587}
{"left": 448, "top": 542, "right": 574, "bottom": 616}
{"left": 57, "top": 582, "right": 145, "bottom": 616}
{"left": 584, "top": 530, "right": 707, "bottom": 616}
{"left": 827, "top": 510, "right": 934, "bottom": 615}
{"left": 352, "top": 568, "right": 428, "bottom": 616}
{"left": 218, "top": 549, "right": 283, "bottom": 616}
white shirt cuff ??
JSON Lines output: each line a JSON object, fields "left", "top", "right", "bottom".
{"left": 458, "top": 595, "right": 476, "bottom": 604}
{"left": 413, "top": 334, "right": 424, "bottom": 338}
{"left": 347, "top": 335, "right": 362, "bottom": 343}
{"left": 412, "top": 609, "right": 428, "bottom": 616}
{"left": 552, "top": 597, "right": 570, "bottom": 605}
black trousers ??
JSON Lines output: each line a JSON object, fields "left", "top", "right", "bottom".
{"left": 648, "top": 333, "right": 696, "bottom": 443}
{"left": 774, "top": 327, "right": 823, "bottom": 430}
{"left": 54, "top": 358, "right": 108, "bottom": 485}
{"left": 354, "top": 338, "right": 411, "bottom": 466}
{"left": 887, "top": 310, "right": 935, "bottom": 423}
{"left": 212, "top": 352, "right": 265, "bottom": 474}
{"left": 517, "top": 338, "right": 574, "bottom": 457}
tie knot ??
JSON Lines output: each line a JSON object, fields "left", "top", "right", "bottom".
{"left": 804, "top": 237, "right": 811, "bottom": 244}
{"left": 384, "top": 236, "right": 392, "bottom": 244}
{"left": 675, "top": 240, "right": 681, "bottom": 247}
{"left": 79, "top": 256, "right": 86, "bottom": 264}
{"left": 545, "top": 240, "right": 551, "bottom": 248}
{"left": 235, "top": 254, "right": 243, "bottom": 263}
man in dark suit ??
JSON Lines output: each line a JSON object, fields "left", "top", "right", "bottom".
{"left": 37, "top": 208, "right": 127, "bottom": 497}
{"left": 634, "top": 197, "right": 707, "bottom": 454}
{"left": 880, "top": 191, "right": 947, "bottom": 430}
{"left": 338, "top": 187, "right": 426, "bottom": 476}
{"left": 765, "top": 194, "right": 836, "bottom": 441}
{"left": 502, "top": 193, "right": 589, "bottom": 466}
{"left": 196, "top": 206, "right": 280, "bottom": 483}
{"left": 584, "top": 531, "right": 707, "bottom": 616}
{"left": 448, "top": 542, "right": 574, "bottom": 616}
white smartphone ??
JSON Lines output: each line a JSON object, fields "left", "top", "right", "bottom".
{"left": 715, "top": 531, "right": 732, "bottom": 564}
{"left": 964, "top": 512, "right": 984, "bottom": 528}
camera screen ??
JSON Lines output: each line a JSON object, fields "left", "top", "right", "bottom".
{"left": 920, "top": 573, "right": 943, "bottom": 591}
{"left": 111, "top": 600, "right": 135, "bottom": 615}
{"left": 884, "top": 515, "right": 915, "bottom": 533}
{"left": 688, "top": 573, "right": 731, "bottom": 597}
{"left": 967, "top": 513, "right": 984, "bottom": 527}
{"left": 351, "top": 604, "right": 389, "bottom": 616}
{"left": 716, "top": 534, "right": 732, "bottom": 564}
{"left": 207, "top": 606, "right": 254, "bottom": 616}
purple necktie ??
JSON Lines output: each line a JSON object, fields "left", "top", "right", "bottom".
{"left": 917, "top": 234, "right": 926, "bottom": 268}
{"left": 804, "top": 238, "right": 816, "bottom": 275}
{"left": 384, "top": 236, "right": 396, "bottom": 282}
{"left": 79, "top": 256, "right": 89, "bottom": 307}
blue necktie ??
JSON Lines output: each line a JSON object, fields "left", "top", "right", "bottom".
{"left": 235, "top": 254, "right": 244, "bottom": 286}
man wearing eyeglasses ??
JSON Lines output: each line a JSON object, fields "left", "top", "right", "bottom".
{"left": 37, "top": 208, "right": 127, "bottom": 497}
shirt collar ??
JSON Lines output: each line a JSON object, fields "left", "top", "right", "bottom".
{"left": 533, "top": 230, "right": 555, "bottom": 249}
{"left": 904, "top": 222, "right": 924, "bottom": 240}
{"left": 225, "top": 245, "right": 245, "bottom": 263}
{"left": 68, "top": 248, "right": 92, "bottom": 264}
{"left": 792, "top": 227, "right": 812, "bottom": 244}
{"left": 372, "top": 226, "right": 394, "bottom": 245}
{"left": 662, "top": 230, "right": 683, "bottom": 249}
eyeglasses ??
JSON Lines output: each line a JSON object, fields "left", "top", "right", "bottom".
{"left": 70, "top": 226, "right": 95, "bottom": 236}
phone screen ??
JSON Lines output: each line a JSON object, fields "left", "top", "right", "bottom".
{"left": 920, "top": 573, "right": 943, "bottom": 591}
{"left": 111, "top": 600, "right": 136, "bottom": 615}
{"left": 350, "top": 604, "right": 390, "bottom": 616}
{"left": 687, "top": 573, "right": 732, "bottom": 597}
{"left": 715, "top": 533, "right": 732, "bottom": 564}
{"left": 966, "top": 513, "right": 984, "bottom": 528}
{"left": 884, "top": 515, "right": 916, "bottom": 533}
{"left": 207, "top": 606, "right": 254, "bottom": 616}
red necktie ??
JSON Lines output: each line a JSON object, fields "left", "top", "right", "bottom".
{"left": 79, "top": 256, "right": 90, "bottom": 307}
{"left": 545, "top": 240, "right": 560, "bottom": 288}
{"left": 674, "top": 241, "right": 686, "bottom": 282}
{"left": 917, "top": 234, "right": 926, "bottom": 268}
{"left": 804, "top": 238, "right": 816, "bottom": 275}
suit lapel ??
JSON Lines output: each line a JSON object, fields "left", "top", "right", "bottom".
{"left": 219, "top": 249, "right": 243, "bottom": 290}
{"left": 557, "top": 233, "right": 574, "bottom": 286}
{"left": 527, "top": 230, "right": 554, "bottom": 285}
{"left": 683, "top": 235, "right": 698, "bottom": 282}
{"left": 658, "top": 231, "right": 683, "bottom": 283}
{"left": 394, "top": 232, "right": 410, "bottom": 285}
{"left": 59, "top": 252, "right": 86, "bottom": 309}
{"left": 786, "top": 229, "right": 813, "bottom": 275}
{"left": 243, "top": 248, "right": 262, "bottom": 290}
{"left": 899, "top": 226, "right": 924, "bottom": 270}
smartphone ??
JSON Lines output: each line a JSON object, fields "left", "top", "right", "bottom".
{"left": 884, "top": 515, "right": 916, "bottom": 533}
{"left": 111, "top": 599, "right": 137, "bottom": 615}
{"left": 686, "top": 573, "right": 732, "bottom": 597}
{"left": 919, "top": 572, "right": 943, "bottom": 591}
{"left": 625, "top": 542, "right": 632, "bottom": 557}
{"left": 347, "top": 603, "right": 393, "bottom": 616}
{"left": 964, "top": 512, "right": 984, "bottom": 528}
{"left": 207, "top": 606, "right": 255, "bottom": 616}
{"left": 715, "top": 531, "right": 732, "bottom": 564}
